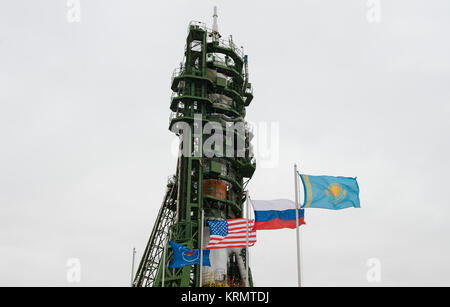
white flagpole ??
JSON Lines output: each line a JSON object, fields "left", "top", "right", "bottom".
{"left": 162, "top": 238, "right": 167, "bottom": 287}
{"left": 199, "top": 209, "right": 204, "bottom": 287}
{"left": 245, "top": 190, "right": 250, "bottom": 287}
{"left": 294, "top": 164, "right": 302, "bottom": 287}
{"left": 162, "top": 229, "right": 171, "bottom": 287}
{"left": 130, "top": 247, "right": 136, "bottom": 287}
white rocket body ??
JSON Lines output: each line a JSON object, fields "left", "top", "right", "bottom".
{"left": 199, "top": 6, "right": 249, "bottom": 287}
{"left": 201, "top": 224, "right": 248, "bottom": 286}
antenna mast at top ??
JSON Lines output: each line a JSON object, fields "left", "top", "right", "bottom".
{"left": 211, "top": 6, "right": 221, "bottom": 40}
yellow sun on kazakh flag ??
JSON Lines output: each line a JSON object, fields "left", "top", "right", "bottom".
{"left": 299, "top": 174, "right": 360, "bottom": 210}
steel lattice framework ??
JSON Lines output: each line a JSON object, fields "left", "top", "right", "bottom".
{"left": 133, "top": 176, "right": 177, "bottom": 287}
{"left": 133, "top": 15, "right": 255, "bottom": 287}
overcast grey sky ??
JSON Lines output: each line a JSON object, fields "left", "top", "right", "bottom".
{"left": 1, "top": 0, "right": 449, "bottom": 286}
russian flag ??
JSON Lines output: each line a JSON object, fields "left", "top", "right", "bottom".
{"left": 250, "top": 199, "right": 306, "bottom": 230}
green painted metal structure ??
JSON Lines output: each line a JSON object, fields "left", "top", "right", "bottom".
{"left": 133, "top": 18, "right": 255, "bottom": 287}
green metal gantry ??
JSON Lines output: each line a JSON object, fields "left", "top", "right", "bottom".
{"left": 133, "top": 14, "right": 255, "bottom": 287}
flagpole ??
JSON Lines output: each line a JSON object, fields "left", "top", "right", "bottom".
{"left": 245, "top": 190, "right": 250, "bottom": 287}
{"left": 199, "top": 209, "right": 204, "bottom": 287}
{"left": 161, "top": 241, "right": 168, "bottom": 288}
{"left": 130, "top": 247, "right": 136, "bottom": 287}
{"left": 162, "top": 238, "right": 167, "bottom": 287}
{"left": 294, "top": 164, "right": 302, "bottom": 287}
{"left": 162, "top": 228, "right": 171, "bottom": 287}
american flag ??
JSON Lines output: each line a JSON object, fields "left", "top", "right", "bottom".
{"left": 206, "top": 218, "right": 256, "bottom": 249}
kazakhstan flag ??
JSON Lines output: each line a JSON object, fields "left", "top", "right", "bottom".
{"left": 299, "top": 174, "right": 360, "bottom": 210}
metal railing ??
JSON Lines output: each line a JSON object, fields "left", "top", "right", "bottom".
{"left": 188, "top": 20, "right": 245, "bottom": 60}
{"left": 209, "top": 36, "right": 244, "bottom": 60}
{"left": 188, "top": 20, "right": 207, "bottom": 33}
{"left": 171, "top": 67, "right": 184, "bottom": 84}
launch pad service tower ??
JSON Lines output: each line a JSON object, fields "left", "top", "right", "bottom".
{"left": 133, "top": 8, "right": 255, "bottom": 287}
